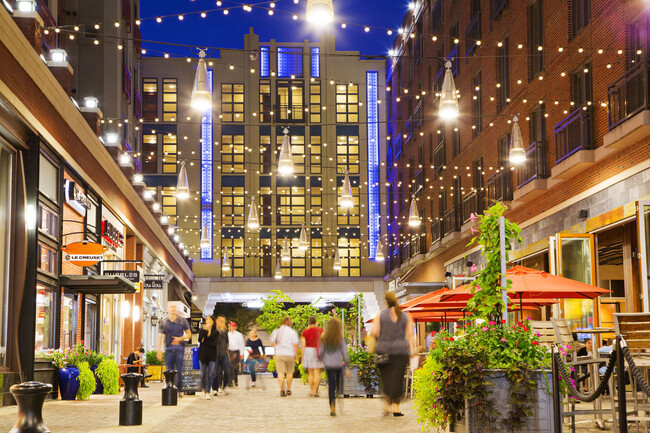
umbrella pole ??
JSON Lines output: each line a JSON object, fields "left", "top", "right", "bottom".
{"left": 519, "top": 293, "right": 523, "bottom": 319}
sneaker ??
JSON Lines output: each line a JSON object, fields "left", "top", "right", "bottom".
{"left": 205, "top": 394, "right": 212, "bottom": 400}
{"left": 251, "top": 382, "right": 256, "bottom": 388}
{"left": 212, "top": 391, "right": 219, "bottom": 396}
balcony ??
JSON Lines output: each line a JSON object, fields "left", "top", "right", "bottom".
{"left": 430, "top": 220, "right": 441, "bottom": 244}
{"left": 433, "top": 142, "right": 445, "bottom": 176}
{"left": 465, "top": 11, "right": 481, "bottom": 57}
{"left": 513, "top": 141, "right": 553, "bottom": 204}
{"left": 123, "top": 65, "right": 132, "bottom": 103}
{"left": 393, "top": 135, "right": 402, "bottom": 162}
{"left": 605, "top": 58, "right": 650, "bottom": 150}
{"left": 410, "top": 234, "right": 427, "bottom": 259}
{"left": 462, "top": 191, "right": 480, "bottom": 224}
{"left": 275, "top": 104, "right": 306, "bottom": 123}
{"left": 442, "top": 205, "right": 460, "bottom": 237}
{"left": 550, "top": 107, "right": 597, "bottom": 180}
{"left": 400, "top": 240, "right": 411, "bottom": 265}
{"left": 487, "top": 170, "right": 513, "bottom": 203}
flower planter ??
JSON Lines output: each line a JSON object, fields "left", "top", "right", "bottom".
{"left": 342, "top": 365, "right": 379, "bottom": 397}
{"left": 90, "top": 365, "right": 103, "bottom": 394}
{"left": 58, "top": 366, "right": 80, "bottom": 400}
{"left": 147, "top": 365, "right": 165, "bottom": 382}
{"left": 450, "top": 371, "right": 554, "bottom": 433}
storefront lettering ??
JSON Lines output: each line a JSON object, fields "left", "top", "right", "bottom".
{"left": 64, "top": 179, "right": 91, "bottom": 217}
{"left": 101, "top": 219, "right": 124, "bottom": 250}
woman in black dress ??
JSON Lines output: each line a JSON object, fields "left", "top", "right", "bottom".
{"left": 198, "top": 316, "right": 218, "bottom": 399}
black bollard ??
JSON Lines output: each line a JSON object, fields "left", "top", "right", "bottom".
{"left": 162, "top": 370, "right": 178, "bottom": 406}
{"left": 119, "top": 373, "right": 143, "bottom": 426}
{"left": 9, "top": 381, "right": 53, "bottom": 433}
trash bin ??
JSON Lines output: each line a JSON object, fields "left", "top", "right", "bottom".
{"left": 192, "top": 347, "right": 200, "bottom": 370}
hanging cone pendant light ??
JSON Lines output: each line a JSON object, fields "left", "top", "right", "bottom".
{"left": 191, "top": 50, "right": 212, "bottom": 111}
{"left": 277, "top": 128, "right": 294, "bottom": 175}
{"left": 176, "top": 161, "right": 190, "bottom": 199}
{"left": 306, "top": 0, "right": 334, "bottom": 24}
{"left": 375, "top": 239, "right": 384, "bottom": 261}
{"left": 281, "top": 237, "right": 291, "bottom": 261}
{"left": 222, "top": 249, "right": 231, "bottom": 272}
{"left": 439, "top": 61, "right": 459, "bottom": 120}
{"left": 298, "top": 223, "right": 308, "bottom": 250}
{"left": 248, "top": 196, "right": 260, "bottom": 229}
{"left": 274, "top": 258, "right": 283, "bottom": 279}
{"left": 408, "top": 195, "right": 420, "bottom": 226}
{"left": 340, "top": 170, "right": 354, "bottom": 208}
{"left": 509, "top": 116, "right": 526, "bottom": 165}
{"left": 200, "top": 223, "right": 210, "bottom": 249}
{"left": 333, "top": 248, "right": 342, "bottom": 270}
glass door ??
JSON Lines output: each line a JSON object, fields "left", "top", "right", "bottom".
{"left": 639, "top": 201, "right": 650, "bottom": 312}
{"left": 84, "top": 296, "right": 98, "bottom": 351}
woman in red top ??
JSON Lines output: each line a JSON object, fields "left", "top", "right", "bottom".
{"left": 301, "top": 315, "right": 324, "bottom": 397}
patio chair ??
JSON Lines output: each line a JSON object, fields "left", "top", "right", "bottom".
{"left": 614, "top": 313, "right": 650, "bottom": 430}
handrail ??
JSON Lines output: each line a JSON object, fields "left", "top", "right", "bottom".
{"left": 554, "top": 106, "right": 593, "bottom": 163}
{"left": 517, "top": 141, "right": 547, "bottom": 187}
{"left": 607, "top": 58, "right": 649, "bottom": 130}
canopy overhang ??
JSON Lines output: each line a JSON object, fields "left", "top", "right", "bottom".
{"left": 60, "top": 275, "right": 137, "bottom": 294}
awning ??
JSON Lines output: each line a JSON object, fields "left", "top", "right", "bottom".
{"left": 60, "top": 275, "right": 137, "bottom": 294}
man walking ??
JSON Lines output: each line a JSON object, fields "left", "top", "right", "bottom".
{"left": 156, "top": 304, "right": 191, "bottom": 392}
{"left": 270, "top": 316, "right": 299, "bottom": 397}
{"left": 228, "top": 322, "right": 245, "bottom": 387}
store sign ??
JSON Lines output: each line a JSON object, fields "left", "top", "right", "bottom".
{"left": 104, "top": 270, "right": 140, "bottom": 283}
{"left": 64, "top": 180, "right": 91, "bottom": 217}
{"left": 143, "top": 279, "right": 163, "bottom": 290}
{"left": 61, "top": 242, "right": 107, "bottom": 266}
{"left": 101, "top": 219, "right": 124, "bottom": 250}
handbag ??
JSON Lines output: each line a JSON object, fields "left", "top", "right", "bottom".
{"left": 366, "top": 335, "right": 378, "bottom": 353}
{"left": 375, "top": 354, "right": 390, "bottom": 366}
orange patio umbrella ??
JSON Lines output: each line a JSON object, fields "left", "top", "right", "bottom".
{"left": 399, "top": 288, "right": 450, "bottom": 310}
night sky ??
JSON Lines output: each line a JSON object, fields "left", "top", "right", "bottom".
{"left": 140, "top": 0, "right": 408, "bottom": 58}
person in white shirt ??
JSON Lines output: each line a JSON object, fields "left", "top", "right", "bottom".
{"left": 270, "top": 316, "right": 299, "bottom": 397}
{"left": 228, "top": 322, "right": 246, "bottom": 386}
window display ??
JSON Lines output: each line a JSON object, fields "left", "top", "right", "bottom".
{"left": 35, "top": 285, "right": 55, "bottom": 350}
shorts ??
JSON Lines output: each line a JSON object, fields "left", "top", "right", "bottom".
{"left": 275, "top": 355, "right": 295, "bottom": 375}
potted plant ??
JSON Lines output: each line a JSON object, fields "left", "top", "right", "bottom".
{"left": 87, "top": 351, "right": 105, "bottom": 394}
{"left": 345, "top": 345, "right": 379, "bottom": 396}
{"left": 76, "top": 362, "right": 96, "bottom": 400}
{"left": 145, "top": 350, "right": 165, "bottom": 381}
{"left": 414, "top": 203, "right": 554, "bottom": 432}
{"left": 267, "top": 358, "right": 277, "bottom": 378}
{"left": 95, "top": 358, "right": 120, "bottom": 395}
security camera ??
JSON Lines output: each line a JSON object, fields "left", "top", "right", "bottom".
{"left": 250, "top": 51, "right": 258, "bottom": 61}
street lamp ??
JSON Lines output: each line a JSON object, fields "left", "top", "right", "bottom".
{"left": 277, "top": 128, "right": 294, "bottom": 175}
{"left": 200, "top": 223, "right": 210, "bottom": 249}
{"left": 439, "top": 61, "right": 459, "bottom": 120}
{"left": 176, "top": 161, "right": 190, "bottom": 199}
{"left": 191, "top": 50, "right": 211, "bottom": 111}
{"left": 408, "top": 195, "right": 420, "bottom": 226}
{"left": 274, "top": 259, "right": 283, "bottom": 279}
{"left": 222, "top": 249, "right": 231, "bottom": 272}
{"left": 333, "top": 248, "right": 342, "bottom": 270}
{"left": 298, "top": 223, "right": 308, "bottom": 250}
{"left": 247, "top": 196, "right": 260, "bottom": 229}
{"left": 375, "top": 239, "right": 385, "bottom": 261}
{"left": 340, "top": 170, "right": 353, "bottom": 208}
{"left": 509, "top": 116, "right": 526, "bottom": 165}
{"left": 281, "top": 237, "right": 291, "bottom": 261}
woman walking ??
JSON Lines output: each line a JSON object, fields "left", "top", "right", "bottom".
{"left": 245, "top": 328, "right": 265, "bottom": 387}
{"left": 369, "top": 292, "right": 416, "bottom": 417}
{"left": 318, "top": 317, "right": 350, "bottom": 416}
{"left": 198, "top": 316, "right": 218, "bottom": 399}
{"left": 301, "top": 315, "right": 323, "bottom": 397}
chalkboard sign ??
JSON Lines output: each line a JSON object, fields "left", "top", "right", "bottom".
{"left": 180, "top": 344, "right": 202, "bottom": 393}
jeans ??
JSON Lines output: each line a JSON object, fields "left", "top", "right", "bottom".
{"left": 164, "top": 349, "right": 184, "bottom": 389}
{"left": 325, "top": 368, "right": 342, "bottom": 406}
{"left": 200, "top": 361, "right": 216, "bottom": 393}
{"left": 245, "top": 357, "right": 261, "bottom": 382}
{"left": 213, "top": 355, "right": 230, "bottom": 391}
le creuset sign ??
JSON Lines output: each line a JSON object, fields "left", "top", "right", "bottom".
{"left": 64, "top": 179, "right": 91, "bottom": 217}
{"left": 61, "top": 241, "right": 107, "bottom": 266}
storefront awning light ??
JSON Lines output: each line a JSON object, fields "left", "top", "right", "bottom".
{"left": 509, "top": 116, "right": 526, "bottom": 165}
{"left": 105, "top": 132, "right": 119, "bottom": 145}
{"left": 222, "top": 249, "right": 231, "bottom": 272}
{"left": 333, "top": 248, "right": 342, "bottom": 270}
{"left": 408, "top": 194, "right": 420, "bottom": 226}
{"left": 439, "top": 61, "right": 459, "bottom": 120}
{"left": 49, "top": 48, "right": 67, "bottom": 64}
{"left": 340, "top": 170, "right": 353, "bottom": 208}
{"left": 298, "top": 223, "right": 308, "bottom": 250}
{"left": 306, "top": 0, "right": 334, "bottom": 24}
{"left": 375, "top": 239, "right": 384, "bottom": 261}
{"left": 191, "top": 50, "right": 212, "bottom": 111}
{"left": 83, "top": 96, "right": 99, "bottom": 109}
{"left": 176, "top": 161, "right": 190, "bottom": 199}
{"left": 277, "top": 128, "right": 294, "bottom": 175}
{"left": 281, "top": 237, "right": 291, "bottom": 261}
{"left": 274, "top": 258, "right": 283, "bottom": 279}
{"left": 247, "top": 196, "right": 260, "bottom": 229}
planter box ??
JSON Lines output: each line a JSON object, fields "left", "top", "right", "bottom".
{"left": 34, "top": 358, "right": 58, "bottom": 401}
{"left": 342, "top": 365, "right": 379, "bottom": 397}
{"left": 147, "top": 365, "right": 165, "bottom": 382}
{"left": 450, "top": 371, "right": 554, "bottom": 433}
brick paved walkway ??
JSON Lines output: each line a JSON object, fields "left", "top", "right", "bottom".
{"left": 0, "top": 375, "right": 617, "bottom": 432}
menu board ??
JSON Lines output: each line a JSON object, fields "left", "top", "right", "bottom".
{"left": 180, "top": 344, "right": 202, "bottom": 393}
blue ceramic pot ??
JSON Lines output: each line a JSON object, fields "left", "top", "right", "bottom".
{"left": 90, "top": 365, "right": 103, "bottom": 394}
{"left": 59, "top": 366, "right": 80, "bottom": 400}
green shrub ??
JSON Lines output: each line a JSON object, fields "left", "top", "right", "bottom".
{"left": 267, "top": 358, "right": 276, "bottom": 373}
{"left": 76, "top": 362, "right": 96, "bottom": 400}
{"left": 145, "top": 350, "right": 164, "bottom": 366}
{"left": 87, "top": 351, "right": 105, "bottom": 366}
{"left": 95, "top": 358, "right": 120, "bottom": 395}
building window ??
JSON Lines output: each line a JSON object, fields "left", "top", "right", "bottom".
{"left": 277, "top": 133, "right": 305, "bottom": 174}
{"left": 276, "top": 233, "right": 307, "bottom": 277}
{"left": 259, "top": 182, "right": 273, "bottom": 226}
{"left": 259, "top": 80, "right": 272, "bottom": 123}
{"left": 142, "top": 78, "right": 157, "bottom": 120}
{"left": 260, "top": 135, "right": 272, "bottom": 174}
{"left": 221, "top": 134, "right": 245, "bottom": 173}
{"left": 336, "top": 84, "right": 359, "bottom": 123}
{"left": 61, "top": 291, "right": 77, "bottom": 349}
{"left": 497, "top": 132, "right": 511, "bottom": 169}
{"left": 35, "top": 285, "right": 56, "bottom": 350}
{"left": 142, "top": 134, "right": 157, "bottom": 173}
{"left": 452, "top": 124, "right": 461, "bottom": 157}
{"left": 277, "top": 178, "right": 306, "bottom": 225}
{"left": 310, "top": 178, "right": 322, "bottom": 225}
{"left": 310, "top": 136, "right": 322, "bottom": 174}
{"left": 162, "top": 187, "right": 177, "bottom": 225}
{"left": 337, "top": 176, "right": 360, "bottom": 225}
{"left": 571, "top": 62, "right": 593, "bottom": 106}
{"left": 259, "top": 235, "right": 272, "bottom": 277}
{"left": 473, "top": 156, "right": 484, "bottom": 195}
{"left": 570, "top": 0, "right": 591, "bottom": 39}
{"left": 337, "top": 231, "right": 360, "bottom": 277}
{"left": 221, "top": 83, "right": 244, "bottom": 123}
{"left": 277, "top": 47, "right": 303, "bottom": 78}
{"left": 222, "top": 230, "right": 244, "bottom": 277}
{"left": 310, "top": 80, "right": 321, "bottom": 123}
{"left": 311, "top": 230, "right": 322, "bottom": 276}
{"left": 39, "top": 203, "right": 59, "bottom": 239}
{"left": 490, "top": 0, "right": 508, "bottom": 22}
{"left": 529, "top": 0, "right": 544, "bottom": 79}
{"left": 310, "top": 47, "right": 320, "bottom": 78}
{"left": 162, "top": 78, "right": 177, "bottom": 122}
{"left": 472, "top": 72, "right": 482, "bottom": 137}
{"left": 260, "top": 46, "right": 270, "bottom": 77}
{"left": 432, "top": 0, "right": 443, "bottom": 34}
{"left": 221, "top": 181, "right": 245, "bottom": 226}
{"left": 277, "top": 80, "right": 304, "bottom": 122}
{"left": 162, "top": 133, "right": 177, "bottom": 174}
{"left": 336, "top": 136, "right": 360, "bottom": 173}
{"left": 37, "top": 243, "right": 57, "bottom": 274}
{"left": 628, "top": 19, "right": 648, "bottom": 69}
{"left": 496, "top": 38, "right": 510, "bottom": 112}
{"left": 530, "top": 104, "right": 546, "bottom": 143}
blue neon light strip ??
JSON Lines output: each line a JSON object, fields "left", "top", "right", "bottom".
{"left": 366, "top": 71, "right": 380, "bottom": 259}
{"left": 201, "top": 69, "right": 213, "bottom": 260}
{"left": 260, "top": 46, "right": 270, "bottom": 77}
{"left": 310, "top": 47, "right": 320, "bottom": 78}
{"left": 277, "top": 47, "right": 303, "bottom": 77}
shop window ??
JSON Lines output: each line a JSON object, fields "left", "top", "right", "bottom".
{"left": 277, "top": 80, "right": 304, "bottom": 122}
{"left": 35, "top": 285, "right": 56, "bottom": 350}
{"left": 84, "top": 296, "right": 98, "bottom": 351}
{"left": 310, "top": 80, "right": 321, "bottom": 123}
{"left": 221, "top": 134, "right": 245, "bottom": 173}
{"left": 336, "top": 136, "right": 360, "bottom": 173}
{"left": 336, "top": 84, "right": 359, "bottom": 123}
{"left": 310, "top": 136, "right": 321, "bottom": 174}
{"left": 221, "top": 83, "right": 244, "bottom": 123}
{"left": 61, "top": 291, "right": 78, "bottom": 349}
{"left": 221, "top": 233, "right": 244, "bottom": 277}
{"left": 276, "top": 134, "right": 305, "bottom": 174}
{"left": 259, "top": 80, "right": 272, "bottom": 123}
{"left": 277, "top": 178, "right": 305, "bottom": 225}
{"left": 142, "top": 78, "right": 158, "bottom": 121}
{"left": 337, "top": 233, "right": 361, "bottom": 277}
{"left": 39, "top": 203, "right": 59, "bottom": 239}
{"left": 37, "top": 243, "right": 58, "bottom": 275}
{"left": 39, "top": 153, "right": 59, "bottom": 202}
{"left": 162, "top": 134, "right": 177, "bottom": 174}
{"left": 277, "top": 47, "right": 303, "bottom": 78}
{"left": 142, "top": 134, "right": 158, "bottom": 173}
{"left": 221, "top": 183, "right": 245, "bottom": 226}
{"left": 162, "top": 78, "right": 177, "bottom": 122}
{"left": 162, "top": 187, "right": 177, "bottom": 225}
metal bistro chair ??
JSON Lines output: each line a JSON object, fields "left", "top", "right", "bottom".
{"left": 551, "top": 318, "right": 617, "bottom": 432}
{"left": 614, "top": 312, "right": 650, "bottom": 431}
